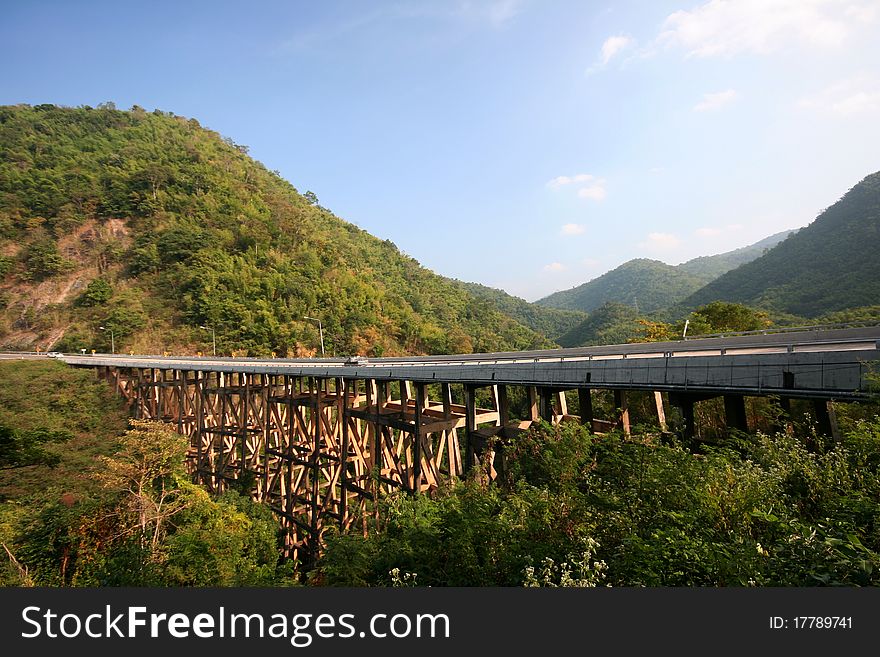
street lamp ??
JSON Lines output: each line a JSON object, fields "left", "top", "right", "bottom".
{"left": 199, "top": 325, "right": 216, "bottom": 356}
{"left": 303, "top": 316, "right": 325, "bottom": 356}
{"left": 98, "top": 326, "right": 114, "bottom": 354}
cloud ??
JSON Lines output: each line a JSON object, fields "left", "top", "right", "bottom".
{"left": 546, "top": 174, "right": 607, "bottom": 201}
{"left": 600, "top": 34, "right": 633, "bottom": 65}
{"left": 577, "top": 184, "right": 607, "bottom": 200}
{"left": 561, "top": 223, "right": 586, "bottom": 236}
{"left": 798, "top": 75, "right": 880, "bottom": 116}
{"left": 582, "top": 258, "right": 600, "bottom": 267}
{"left": 693, "top": 89, "right": 738, "bottom": 112}
{"left": 546, "top": 173, "right": 595, "bottom": 189}
{"left": 543, "top": 262, "right": 565, "bottom": 272}
{"left": 638, "top": 232, "right": 681, "bottom": 251}
{"left": 656, "top": 0, "right": 869, "bottom": 58}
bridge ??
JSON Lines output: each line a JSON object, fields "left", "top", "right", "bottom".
{"left": 48, "top": 325, "right": 880, "bottom": 561}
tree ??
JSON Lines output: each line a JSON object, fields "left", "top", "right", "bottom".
{"left": 96, "top": 420, "right": 189, "bottom": 551}
{"left": 678, "top": 301, "right": 772, "bottom": 336}
{"left": 0, "top": 425, "right": 72, "bottom": 470}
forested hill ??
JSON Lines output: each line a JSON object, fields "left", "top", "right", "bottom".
{"left": 451, "top": 280, "right": 586, "bottom": 340}
{"left": 0, "top": 104, "right": 550, "bottom": 356}
{"left": 676, "top": 229, "right": 794, "bottom": 280}
{"left": 536, "top": 258, "right": 706, "bottom": 314}
{"left": 680, "top": 171, "right": 880, "bottom": 317}
{"left": 536, "top": 230, "right": 796, "bottom": 315}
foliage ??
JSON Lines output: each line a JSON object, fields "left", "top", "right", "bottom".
{"left": 681, "top": 171, "right": 880, "bottom": 316}
{"left": 556, "top": 302, "right": 644, "bottom": 347}
{"left": 317, "top": 417, "right": 880, "bottom": 587}
{"left": 7, "top": 421, "right": 293, "bottom": 587}
{"left": 76, "top": 277, "right": 112, "bottom": 306}
{"left": 453, "top": 280, "right": 586, "bottom": 341}
{"left": 537, "top": 259, "right": 706, "bottom": 314}
{"left": 0, "top": 425, "right": 72, "bottom": 470}
{"left": 0, "top": 103, "right": 546, "bottom": 356}
{"left": 677, "top": 230, "right": 794, "bottom": 280}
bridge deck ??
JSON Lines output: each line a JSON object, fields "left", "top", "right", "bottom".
{"left": 59, "top": 326, "right": 880, "bottom": 399}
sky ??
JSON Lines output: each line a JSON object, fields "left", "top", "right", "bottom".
{"left": 2, "top": 0, "right": 879, "bottom": 301}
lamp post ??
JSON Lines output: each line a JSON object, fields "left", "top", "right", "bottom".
{"left": 98, "top": 326, "right": 114, "bottom": 354}
{"left": 303, "top": 316, "right": 325, "bottom": 356}
{"left": 682, "top": 319, "right": 690, "bottom": 340}
{"left": 199, "top": 325, "right": 216, "bottom": 356}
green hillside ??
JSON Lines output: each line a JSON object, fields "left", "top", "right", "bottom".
{"left": 555, "top": 302, "right": 643, "bottom": 347}
{"left": 536, "top": 259, "right": 706, "bottom": 314}
{"left": 453, "top": 280, "right": 586, "bottom": 340}
{"left": 677, "top": 229, "right": 795, "bottom": 280}
{"left": 0, "top": 104, "right": 551, "bottom": 356}
{"left": 681, "top": 172, "right": 880, "bottom": 317}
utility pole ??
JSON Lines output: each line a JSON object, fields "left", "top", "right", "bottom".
{"left": 98, "top": 326, "right": 115, "bottom": 354}
{"left": 200, "top": 325, "right": 216, "bottom": 356}
{"left": 303, "top": 316, "right": 325, "bottom": 356}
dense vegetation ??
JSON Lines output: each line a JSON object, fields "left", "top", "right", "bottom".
{"left": 537, "top": 259, "right": 707, "bottom": 314}
{"left": 453, "top": 280, "right": 586, "bottom": 342}
{"left": 0, "top": 361, "right": 290, "bottom": 586}
{"left": 556, "top": 302, "right": 643, "bottom": 347}
{"left": 0, "top": 104, "right": 550, "bottom": 357}
{"left": 316, "top": 417, "right": 880, "bottom": 587}
{"left": 681, "top": 172, "right": 880, "bottom": 317}
{"left": 676, "top": 229, "right": 793, "bottom": 280}
{"left": 537, "top": 231, "right": 793, "bottom": 316}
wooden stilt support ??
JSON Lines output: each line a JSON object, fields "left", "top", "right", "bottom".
{"left": 723, "top": 394, "right": 748, "bottom": 434}
{"left": 654, "top": 391, "right": 667, "bottom": 433}
{"left": 578, "top": 388, "right": 594, "bottom": 430}
{"left": 813, "top": 399, "right": 840, "bottom": 442}
{"left": 614, "top": 389, "right": 631, "bottom": 437}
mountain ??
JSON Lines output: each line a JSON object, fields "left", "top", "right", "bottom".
{"left": 452, "top": 280, "right": 586, "bottom": 340}
{"left": 555, "top": 302, "right": 643, "bottom": 348}
{"left": 536, "top": 231, "right": 797, "bottom": 315}
{"left": 676, "top": 229, "right": 795, "bottom": 280}
{"left": 0, "top": 104, "right": 551, "bottom": 356}
{"left": 680, "top": 172, "right": 880, "bottom": 317}
{"left": 536, "top": 258, "right": 706, "bottom": 314}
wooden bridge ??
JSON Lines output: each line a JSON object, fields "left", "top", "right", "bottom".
{"left": 54, "top": 326, "right": 879, "bottom": 562}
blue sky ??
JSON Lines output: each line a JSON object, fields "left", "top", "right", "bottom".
{"left": 2, "top": 0, "right": 879, "bottom": 300}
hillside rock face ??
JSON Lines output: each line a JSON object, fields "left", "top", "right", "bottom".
{"left": 0, "top": 104, "right": 548, "bottom": 355}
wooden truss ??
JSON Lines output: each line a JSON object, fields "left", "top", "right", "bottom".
{"left": 100, "top": 366, "right": 770, "bottom": 563}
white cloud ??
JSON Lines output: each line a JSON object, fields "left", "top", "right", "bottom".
{"left": 543, "top": 262, "right": 565, "bottom": 272}
{"left": 561, "top": 223, "right": 586, "bottom": 236}
{"left": 693, "top": 89, "right": 738, "bottom": 112}
{"left": 638, "top": 232, "right": 681, "bottom": 251}
{"left": 600, "top": 34, "right": 633, "bottom": 65}
{"left": 649, "top": 166, "right": 666, "bottom": 174}
{"left": 546, "top": 173, "right": 594, "bottom": 189}
{"left": 577, "top": 184, "right": 607, "bottom": 200}
{"left": 798, "top": 75, "right": 880, "bottom": 116}
{"left": 546, "top": 174, "right": 607, "bottom": 201}
{"left": 657, "top": 0, "right": 870, "bottom": 58}
{"left": 582, "top": 258, "right": 600, "bottom": 267}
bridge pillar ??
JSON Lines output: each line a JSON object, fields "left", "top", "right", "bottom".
{"left": 813, "top": 400, "right": 840, "bottom": 442}
{"left": 464, "top": 384, "right": 476, "bottom": 473}
{"left": 614, "top": 390, "right": 631, "bottom": 437}
{"left": 578, "top": 388, "right": 594, "bottom": 430}
{"left": 527, "top": 387, "right": 539, "bottom": 423}
{"left": 723, "top": 395, "right": 749, "bottom": 434}
{"left": 654, "top": 391, "right": 668, "bottom": 433}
